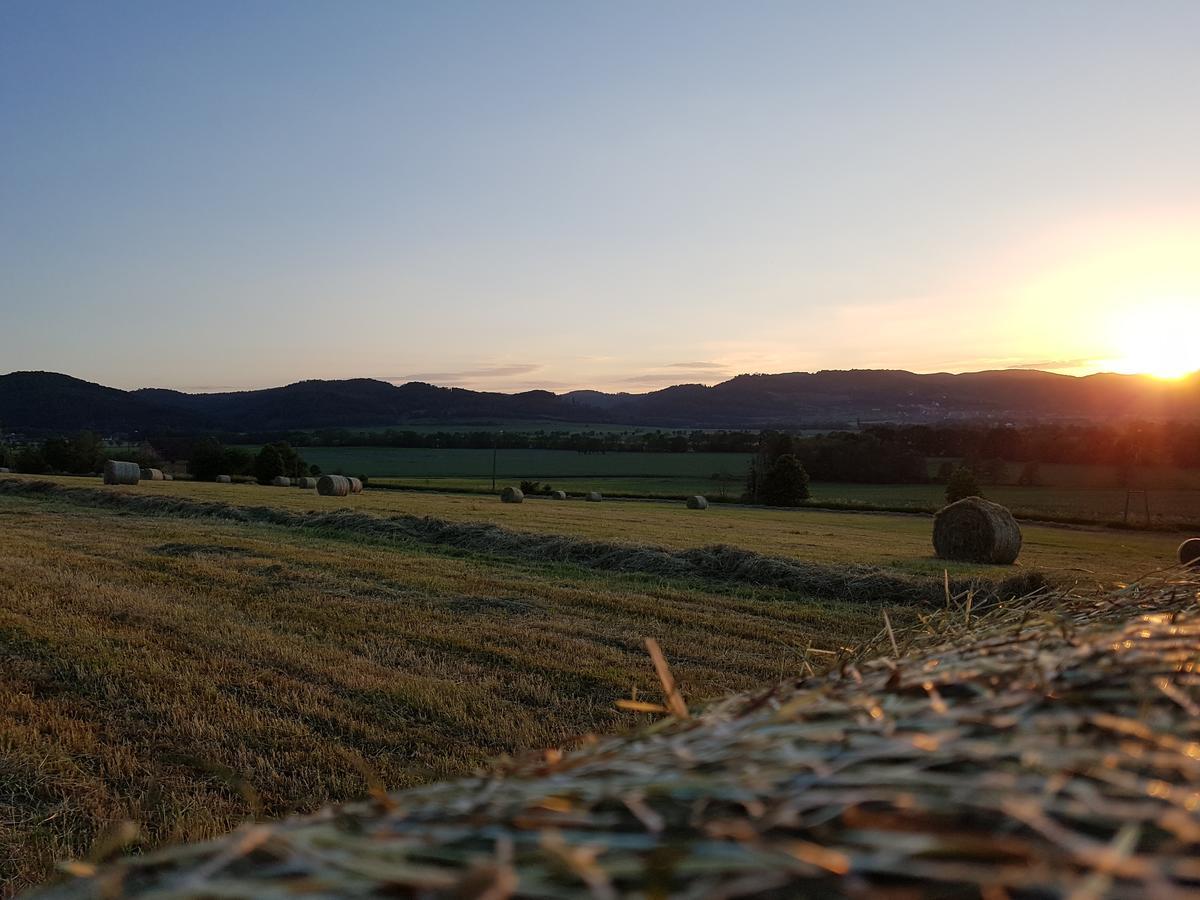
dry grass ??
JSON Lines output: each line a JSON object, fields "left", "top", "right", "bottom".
{"left": 0, "top": 490, "right": 902, "bottom": 894}
{"left": 31, "top": 568, "right": 1200, "bottom": 898}
{"left": 9, "top": 474, "right": 1189, "bottom": 585}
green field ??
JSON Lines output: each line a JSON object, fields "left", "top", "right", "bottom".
{"left": 257, "top": 447, "right": 1200, "bottom": 526}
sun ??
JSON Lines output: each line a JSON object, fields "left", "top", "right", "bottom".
{"left": 1106, "top": 298, "right": 1200, "bottom": 380}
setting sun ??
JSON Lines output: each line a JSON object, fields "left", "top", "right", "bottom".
{"left": 1105, "top": 298, "right": 1200, "bottom": 380}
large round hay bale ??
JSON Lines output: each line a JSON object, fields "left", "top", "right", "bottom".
{"left": 550, "top": 490, "right": 567, "bottom": 500}
{"left": 687, "top": 495, "right": 709, "bottom": 510}
{"left": 296, "top": 476, "right": 317, "bottom": 489}
{"left": 586, "top": 492, "right": 603, "bottom": 502}
{"left": 271, "top": 475, "right": 292, "bottom": 487}
{"left": 103, "top": 460, "right": 141, "bottom": 485}
{"left": 933, "top": 497, "right": 1022, "bottom": 565}
{"left": 215, "top": 475, "right": 232, "bottom": 484}
{"left": 1180, "top": 539, "right": 1200, "bottom": 567}
{"left": 317, "top": 474, "right": 351, "bottom": 497}
{"left": 500, "top": 486, "right": 524, "bottom": 503}
{"left": 141, "top": 468, "right": 165, "bottom": 481}
{"left": 348, "top": 477, "right": 364, "bottom": 494}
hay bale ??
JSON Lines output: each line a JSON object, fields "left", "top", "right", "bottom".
{"left": 163, "top": 473, "right": 174, "bottom": 481}
{"left": 317, "top": 474, "right": 351, "bottom": 497}
{"left": 103, "top": 460, "right": 140, "bottom": 485}
{"left": 0, "top": 467, "right": 9, "bottom": 474}
{"left": 586, "top": 491, "right": 603, "bottom": 502}
{"left": 550, "top": 490, "right": 568, "bottom": 500}
{"left": 933, "top": 496, "right": 1022, "bottom": 565}
{"left": 348, "top": 477, "right": 364, "bottom": 494}
{"left": 500, "top": 486, "right": 524, "bottom": 503}
{"left": 271, "top": 476, "right": 292, "bottom": 487}
{"left": 215, "top": 475, "right": 232, "bottom": 484}
{"left": 296, "top": 476, "right": 317, "bottom": 489}
{"left": 140, "top": 468, "right": 164, "bottom": 481}
{"left": 1180, "top": 538, "right": 1200, "bottom": 567}
{"left": 687, "top": 495, "right": 708, "bottom": 510}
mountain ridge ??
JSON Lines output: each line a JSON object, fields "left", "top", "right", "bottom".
{"left": 2, "top": 368, "right": 1197, "bottom": 434}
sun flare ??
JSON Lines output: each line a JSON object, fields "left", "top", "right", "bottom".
{"left": 1105, "top": 298, "right": 1200, "bottom": 380}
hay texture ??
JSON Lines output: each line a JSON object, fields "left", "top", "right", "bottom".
{"left": 686, "top": 495, "right": 708, "bottom": 509}
{"left": 102, "top": 461, "right": 140, "bottom": 486}
{"left": 500, "top": 486, "right": 524, "bottom": 504}
{"left": 162, "top": 473, "right": 174, "bottom": 481}
{"left": 348, "top": 477, "right": 364, "bottom": 494}
{"left": 550, "top": 490, "right": 567, "bottom": 500}
{"left": 296, "top": 477, "right": 318, "bottom": 489}
{"left": 933, "top": 496, "right": 1022, "bottom": 564}
{"left": 316, "top": 475, "right": 350, "bottom": 497}
{"left": 270, "top": 476, "right": 292, "bottom": 487}
{"left": 33, "top": 571, "right": 1200, "bottom": 898}
{"left": 585, "top": 491, "right": 603, "bottom": 502}
{"left": 214, "top": 475, "right": 232, "bottom": 484}
{"left": 139, "top": 468, "right": 164, "bottom": 481}
{"left": 1180, "top": 538, "right": 1200, "bottom": 567}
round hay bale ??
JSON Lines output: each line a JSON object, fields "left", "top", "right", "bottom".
{"left": 687, "top": 495, "right": 709, "bottom": 510}
{"left": 550, "top": 490, "right": 568, "bottom": 500}
{"left": 271, "top": 475, "right": 292, "bottom": 487}
{"left": 163, "top": 473, "right": 174, "bottom": 481}
{"left": 317, "top": 474, "right": 351, "bottom": 497}
{"left": 348, "top": 477, "right": 364, "bottom": 494}
{"left": 296, "top": 476, "right": 318, "bottom": 489}
{"left": 215, "top": 475, "right": 232, "bottom": 484}
{"left": 103, "top": 460, "right": 140, "bottom": 485}
{"left": 1179, "top": 539, "right": 1200, "bottom": 568}
{"left": 933, "top": 496, "right": 1022, "bottom": 565}
{"left": 141, "top": 468, "right": 165, "bottom": 481}
{"left": 0, "top": 467, "right": 10, "bottom": 474}
{"left": 586, "top": 492, "right": 603, "bottom": 502}
{"left": 500, "top": 486, "right": 524, "bottom": 503}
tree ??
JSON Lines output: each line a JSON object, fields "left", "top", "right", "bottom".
{"left": 757, "top": 454, "right": 811, "bottom": 506}
{"left": 188, "top": 437, "right": 228, "bottom": 481}
{"left": 253, "top": 444, "right": 285, "bottom": 484}
{"left": 14, "top": 445, "right": 48, "bottom": 474}
{"left": 945, "top": 466, "right": 983, "bottom": 504}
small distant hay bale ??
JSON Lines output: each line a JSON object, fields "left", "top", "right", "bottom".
{"left": 317, "top": 474, "right": 351, "bottom": 497}
{"left": 215, "top": 475, "right": 232, "bottom": 484}
{"left": 586, "top": 492, "right": 603, "bottom": 502}
{"left": 348, "top": 477, "right": 364, "bottom": 494}
{"left": 1180, "top": 539, "right": 1200, "bottom": 567}
{"left": 296, "top": 476, "right": 317, "bottom": 489}
{"left": 271, "top": 476, "right": 292, "bottom": 487}
{"left": 103, "top": 460, "right": 140, "bottom": 485}
{"left": 687, "top": 495, "right": 709, "bottom": 510}
{"left": 550, "top": 490, "right": 568, "bottom": 500}
{"left": 141, "top": 468, "right": 165, "bottom": 481}
{"left": 501, "top": 486, "right": 524, "bottom": 503}
{"left": 0, "top": 467, "right": 10, "bottom": 474}
{"left": 163, "top": 473, "right": 174, "bottom": 481}
{"left": 933, "top": 496, "right": 1022, "bottom": 565}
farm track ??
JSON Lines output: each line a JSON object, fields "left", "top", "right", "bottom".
{"left": 0, "top": 478, "right": 1046, "bottom": 606}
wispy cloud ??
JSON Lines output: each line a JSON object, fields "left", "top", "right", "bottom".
{"left": 388, "top": 363, "right": 543, "bottom": 384}
{"left": 663, "top": 361, "right": 726, "bottom": 370}
{"left": 1005, "top": 358, "right": 1096, "bottom": 371}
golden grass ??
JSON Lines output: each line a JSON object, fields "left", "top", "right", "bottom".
{"left": 0, "top": 493, "right": 897, "bottom": 894}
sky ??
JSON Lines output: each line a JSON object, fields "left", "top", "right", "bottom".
{"left": 2, "top": 0, "right": 1198, "bottom": 393}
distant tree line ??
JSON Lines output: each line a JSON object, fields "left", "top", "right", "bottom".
{"left": 0, "top": 431, "right": 164, "bottom": 475}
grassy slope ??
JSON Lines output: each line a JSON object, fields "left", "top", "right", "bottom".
{"left": 0, "top": 491, "right": 893, "bottom": 893}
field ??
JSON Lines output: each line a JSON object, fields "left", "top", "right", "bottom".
{"left": 1, "top": 474, "right": 1192, "bottom": 893}
{"left": 255, "top": 446, "right": 1200, "bottom": 526}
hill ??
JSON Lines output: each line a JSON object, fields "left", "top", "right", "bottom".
{"left": 1, "top": 368, "right": 1197, "bottom": 434}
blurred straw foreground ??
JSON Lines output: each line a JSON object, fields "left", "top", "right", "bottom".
{"left": 35, "top": 569, "right": 1200, "bottom": 899}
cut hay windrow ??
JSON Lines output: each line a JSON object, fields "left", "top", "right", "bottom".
{"left": 32, "top": 570, "right": 1200, "bottom": 898}
{"left": 0, "top": 479, "right": 1041, "bottom": 606}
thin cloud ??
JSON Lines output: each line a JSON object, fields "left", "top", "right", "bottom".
{"left": 663, "top": 361, "right": 726, "bottom": 370}
{"left": 1005, "top": 358, "right": 1096, "bottom": 371}
{"left": 389, "top": 363, "right": 543, "bottom": 383}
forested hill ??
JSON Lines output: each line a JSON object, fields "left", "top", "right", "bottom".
{"left": 1, "top": 368, "right": 1197, "bottom": 434}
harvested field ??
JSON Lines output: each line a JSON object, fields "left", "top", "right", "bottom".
{"left": 0, "top": 485, "right": 905, "bottom": 894}
{"left": 32, "top": 567, "right": 1200, "bottom": 897}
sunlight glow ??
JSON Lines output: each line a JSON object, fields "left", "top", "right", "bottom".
{"left": 1104, "top": 297, "right": 1200, "bottom": 379}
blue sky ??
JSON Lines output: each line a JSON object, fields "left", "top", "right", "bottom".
{"left": 2, "top": 1, "right": 1198, "bottom": 391}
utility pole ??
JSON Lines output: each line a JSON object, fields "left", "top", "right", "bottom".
{"left": 491, "top": 430, "right": 502, "bottom": 492}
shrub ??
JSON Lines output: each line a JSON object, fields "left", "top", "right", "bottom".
{"left": 945, "top": 466, "right": 983, "bottom": 504}
{"left": 757, "top": 454, "right": 811, "bottom": 506}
